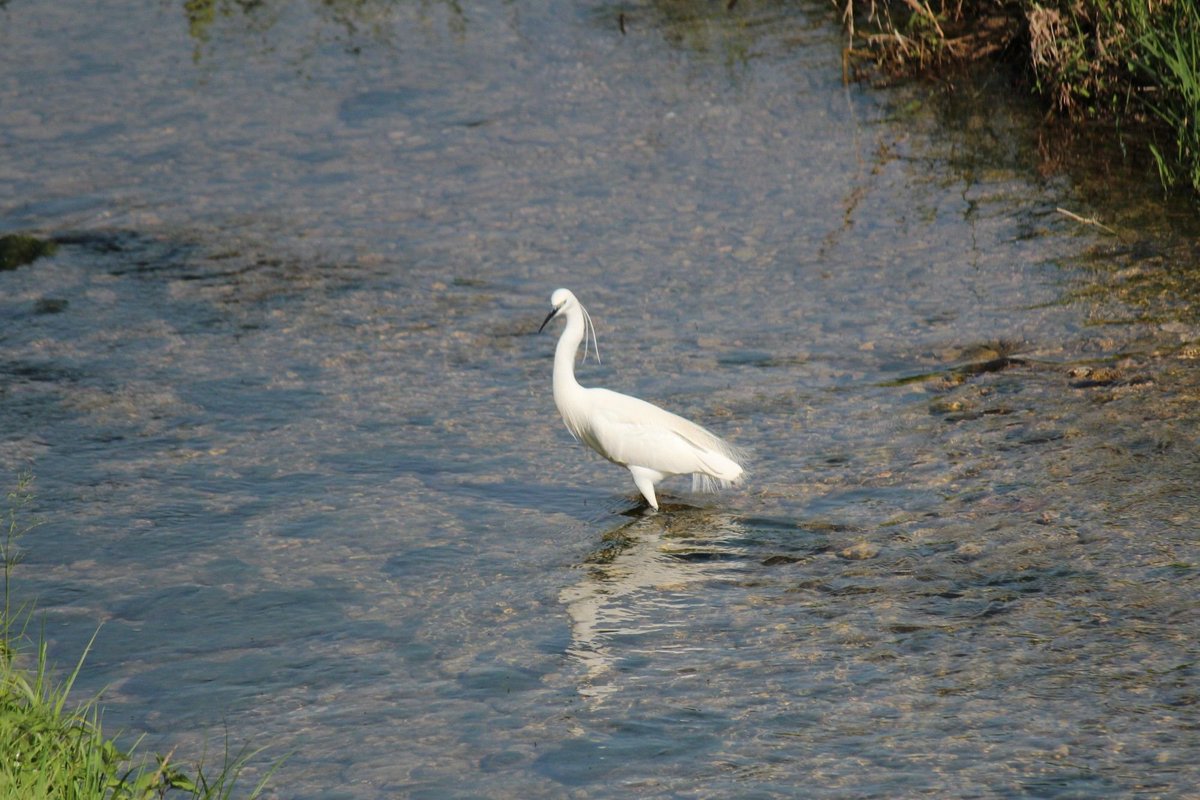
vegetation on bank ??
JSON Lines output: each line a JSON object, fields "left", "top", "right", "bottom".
{"left": 843, "top": 0, "right": 1200, "bottom": 195}
{"left": 1, "top": 475, "right": 276, "bottom": 799}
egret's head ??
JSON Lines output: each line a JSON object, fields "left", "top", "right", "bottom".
{"left": 538, "top": 288, "right": 576, "bottom": 332}
{"left": 538, "top": 288, "right": 599, "bottom": 364}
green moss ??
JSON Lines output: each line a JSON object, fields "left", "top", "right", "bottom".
{"left": 0, "top": 235, "right": 57, "bottom": 271}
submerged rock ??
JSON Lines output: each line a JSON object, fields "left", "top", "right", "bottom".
{"left": 33, "top": 298, "right": 69, "bottom": 314}
{"left": 839, "top": 541, "right": 880, "bottom": 560}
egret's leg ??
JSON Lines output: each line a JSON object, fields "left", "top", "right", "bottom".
{"left": 627, "top": 466, "right": 661, "bottom": 511}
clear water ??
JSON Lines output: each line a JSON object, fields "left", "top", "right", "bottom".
{"left": 2, "top": 1, "right": 1198, "bottom": 797}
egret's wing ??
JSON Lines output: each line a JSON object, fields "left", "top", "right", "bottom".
{"left": 584, "top": 388, "right": 744, "bottom": 482}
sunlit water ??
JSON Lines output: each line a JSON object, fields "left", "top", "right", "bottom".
{"left": 2, "top": 1, "right": 1198, "bottom": 797}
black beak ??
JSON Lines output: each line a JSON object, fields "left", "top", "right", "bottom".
{"left": 538, "top": 307, "right": 558, "bottom": 333}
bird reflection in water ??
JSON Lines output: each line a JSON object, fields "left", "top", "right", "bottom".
{"left": 560, "top": 505, "right": 752, "bottom": 702}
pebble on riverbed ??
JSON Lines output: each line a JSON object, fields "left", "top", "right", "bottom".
{"left": 838, "top": 541, "right": 881, "bottom": 560}
{"left": 1068, "top": 365, "right": 1121, "bottom": 387}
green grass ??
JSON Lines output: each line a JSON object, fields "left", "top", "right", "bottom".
{"left": 1135, "top": 0, "right": 1200, "bottom": 193}
{"left": 1, "top": 474, "right": 279, "bottom": 799}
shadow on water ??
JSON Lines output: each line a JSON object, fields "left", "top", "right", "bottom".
{"left": 906, "top": 65, "right": 1200, "bottom": 333}
{"left": 590, "top": 0, "right": 834, "bottom": 62}
{"left": 180, "top": 0, "right": 828, "bottom": 59}
{"left": 182, "top": 0, "right": 471, "bottom": 59}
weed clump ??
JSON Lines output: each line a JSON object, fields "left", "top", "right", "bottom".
{"left": 843, "top": 0, "right": 1200, "bottom": 195}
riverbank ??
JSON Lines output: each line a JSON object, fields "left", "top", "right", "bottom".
{"left": 1, "top": 477, "right": 274, "bottom": 799}
{"left": 845, "top": 0, "right": 1200, "bottom": 195}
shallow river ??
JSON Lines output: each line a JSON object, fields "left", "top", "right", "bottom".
{"left": 2, "top": 1, "right": 1199, "bottom": 797}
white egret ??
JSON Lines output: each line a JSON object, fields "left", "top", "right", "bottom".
{"left": 538, "top": 288, "right": 745, "bottom": 510}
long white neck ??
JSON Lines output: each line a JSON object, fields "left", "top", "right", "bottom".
{"left": 554, "top": 305, "right": 586, "bottom": 397}
{"left": 552, "top": 305, "right": 592, "bottom": 439}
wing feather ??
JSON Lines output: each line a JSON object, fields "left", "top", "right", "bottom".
{"left": 579, "top": 388, "right": 745, "bottom": 484}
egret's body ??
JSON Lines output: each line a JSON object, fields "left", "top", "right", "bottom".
{"left": 539, "top": 288, "right": 744, "bottom": 510}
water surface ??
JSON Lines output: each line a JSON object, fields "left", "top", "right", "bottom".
{"left": 1, "top": 0, "right": 1198, "bottom": 797}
